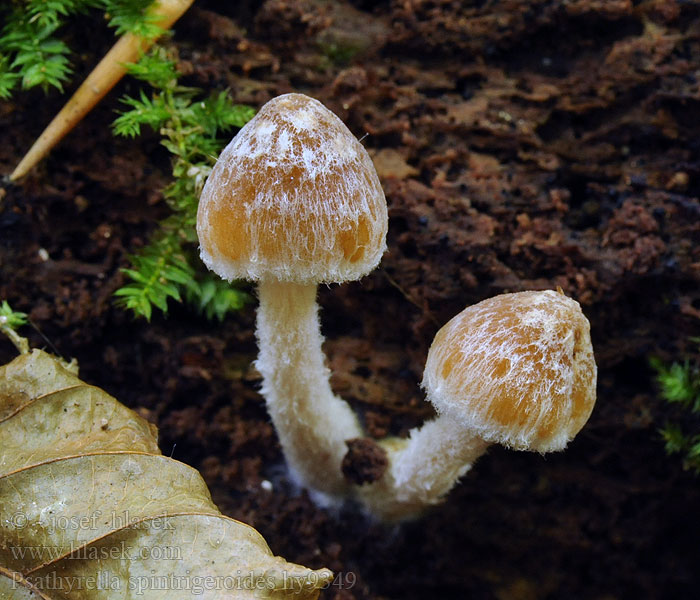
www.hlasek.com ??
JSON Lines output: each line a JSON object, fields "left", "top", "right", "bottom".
{"left": 10, "top": 540, "right": 181, "bottom": 562}
{"left": 17, "top": 570, "right": 357, "bottom": 595}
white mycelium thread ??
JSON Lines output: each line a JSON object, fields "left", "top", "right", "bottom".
{"left": 196, "top": 93, "right": 387, "bottom": 285}
{"left": 195, "top": 94, "right": 387, "bottom": 499}
{"left": 359, "top": 290, "right": 597, "bottom": 521}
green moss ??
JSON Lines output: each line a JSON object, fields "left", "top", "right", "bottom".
{"left": 112, "top": 46, "right": 255, "bottom": 321}
{"left": 2, "top": 2, "right": 256, "bottom": 321}
{"left": 651, "top": 347, "right": 700, "bottom": 474}
{"left": 0, "top": 0, "right": 155, "bottom": 98}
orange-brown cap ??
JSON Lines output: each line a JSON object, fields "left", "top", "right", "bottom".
{"left": 422, "top": 290, "right": 597, "bottom": 453}
{"left": 196, "top": 93, "right": 388, "bottom": 284}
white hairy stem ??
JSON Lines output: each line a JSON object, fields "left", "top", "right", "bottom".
{"left": 255, "top": 279, "right": 363, "bottom": 499}
{"left": 358, "top": 418, "right": 489, "bottom": 521}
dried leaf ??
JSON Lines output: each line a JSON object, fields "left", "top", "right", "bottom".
{"left": 0, "top": 349, "right": 332, "bottom": 599}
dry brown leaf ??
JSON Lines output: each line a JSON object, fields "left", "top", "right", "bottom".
{"left": 0, "top": 348, "right": 332, "bottom": 599}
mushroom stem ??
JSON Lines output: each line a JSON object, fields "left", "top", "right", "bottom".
{"left": 9, "top": 0, "right": 194, "bottom": 182}
{"left": 255, "top": 279, "right": 363, "bottom": 499}
{"left": 358, "top": 417, "right": 489, "bottom": 521}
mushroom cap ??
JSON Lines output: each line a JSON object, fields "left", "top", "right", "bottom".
{"left": 422, "top": 290, "right": 597, "bottom": 453}
{"left": 196, "top": 93, "right": 388, "bottom": 285}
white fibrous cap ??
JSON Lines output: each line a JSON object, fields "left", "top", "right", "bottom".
{"left": 422, "top": 290, "right": 597, "bottom": 453}
{"left": 196, "top": 93, "right": 388, "bottom": 284}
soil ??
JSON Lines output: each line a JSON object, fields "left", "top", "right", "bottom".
{"left": 2, "top": 1, "right": 700, "bottom": 598}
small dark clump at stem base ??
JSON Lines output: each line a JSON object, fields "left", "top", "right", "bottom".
{"left": 342, "top": 437, "right": 389, "bottom": 485}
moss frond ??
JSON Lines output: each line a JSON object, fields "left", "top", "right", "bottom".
{"left": 652, "top": 350, "right": 700, "bottom": 475}
{"left": 112, "top": 45, "right": 253, "bottom": 320}
{"left": 0, "top": 0, "right": 156, "bottom": 97}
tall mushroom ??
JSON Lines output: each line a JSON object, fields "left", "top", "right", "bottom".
{"left": 196, "top": 93, "right": 388, "bottom": 499}
{"left": 360, "top": 290, "right": 597, "bottom": 521}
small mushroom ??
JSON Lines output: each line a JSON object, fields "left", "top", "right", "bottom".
{"left": 196, "top": 93, "right": 388, "bottom": 499}
{"left": 360, "top": 290, "right": 597, "bottom": 521}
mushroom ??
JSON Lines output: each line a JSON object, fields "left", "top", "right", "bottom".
{"left": 360, "top": 289, "right": 597, "bottom": 521}
{"left": 196, "top": 93, "right": 388, "bottom": 499}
